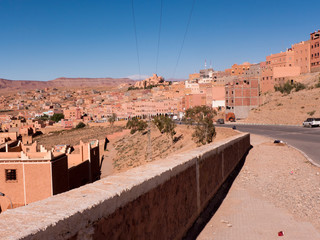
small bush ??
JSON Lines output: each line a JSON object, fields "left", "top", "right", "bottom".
{"left": 307, "top": 110, "right": 316, "bottom": 116}
{"left": 315, "top": 80, "right": 320, "bottom": 88}
{"left": 295, "top": 82, "right": 306, "bottom": 92}
{"left": 76, "top": 122, "right": 86, "bottom": 128}
{"left": 274, "top": 81, "right": 306, "bottom": 94}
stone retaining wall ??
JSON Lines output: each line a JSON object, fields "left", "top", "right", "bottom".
{"left": 0, "top": 133, "right": 250, "bottom": 240}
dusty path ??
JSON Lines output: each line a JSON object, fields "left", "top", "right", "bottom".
{"left": 198, "top": 134, "right": 320, "bottom": 240}
{"left": 100, "top": 129, "right": 130, "bottom": 178}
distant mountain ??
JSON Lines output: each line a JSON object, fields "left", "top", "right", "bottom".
{"left": 0, "top": 77, "right": 134, "bottom": 91}
{"left": 0, "top": 78, "right": 48, "bottom": 90}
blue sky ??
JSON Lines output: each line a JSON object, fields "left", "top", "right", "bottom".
{"left": 0, "top": 0, "right": 319, "bottom": 81}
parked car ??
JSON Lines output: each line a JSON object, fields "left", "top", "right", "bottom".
{"left": 217, "top": 119, "right": 225, "bottom": 124}
{"left": 303, "top": 118, "right": 320, "bottom": 127}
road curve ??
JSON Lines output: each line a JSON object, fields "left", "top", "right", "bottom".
{"left": 217, "top": 124, "right": 320, "bottom": 167}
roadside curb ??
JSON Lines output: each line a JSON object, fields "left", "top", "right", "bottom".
{"left": 286, "top": 143, "right": 320, "bottom": 168}
{"left": 218, "top": 126, "right": 320, "bottom": 168}
{"left": 224, "top": 122, "right": 301, "bottom": 127}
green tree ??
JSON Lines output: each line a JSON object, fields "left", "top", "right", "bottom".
{"left": 108, "top": 113, "right": 117, "bottom": 126}
{"left": 126, "top": 117, "right": 148, "bottom": 134}
{"left": 50, "top": 113, "right": 64, "bottom": 122}
{"left": 185, "top": 106, "right": 217, "bottom": 145}
{"left": 76, "top": 122, "right": 86, "bottom": 129}
{"left": 153, "top": 115, "right": 176, "bottom": 142}
{"left": 37, "top": 114, "right": 49, "bottom": 121}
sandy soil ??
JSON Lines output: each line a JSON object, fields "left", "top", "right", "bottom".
{"left": 198, "top": 134, "right": 320, "bottom": 239}
{"left": 34, "top": 125, "right": 125, "bottom": 150}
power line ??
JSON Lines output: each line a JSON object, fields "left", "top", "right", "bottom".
{"left": 155, "top": 0, "right": 163, "bottom": 74}
{"left": 131, "top": 0, "right": 141, "bottom": 79}
{"left": 172, "top": 0, "right": 196, "bottom": 78}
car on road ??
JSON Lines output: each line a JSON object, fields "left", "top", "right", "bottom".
{"left": 302, "top": 118, "right": 320, "bottom": 127}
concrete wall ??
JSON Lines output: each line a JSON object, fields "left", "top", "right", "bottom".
{"left": 0, "top": 133, "right": 250, "bottom": 240}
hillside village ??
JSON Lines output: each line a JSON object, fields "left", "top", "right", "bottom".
{"left": 0, "top": 29, "right": 320, "bottom": 213}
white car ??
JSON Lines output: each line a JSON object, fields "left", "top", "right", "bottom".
{"left": 303, "top": 118, "right": 320, "bottom": 127}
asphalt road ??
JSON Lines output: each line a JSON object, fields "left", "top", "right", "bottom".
{"left": 217, "top": 124, "right": 320, "bottom": 166}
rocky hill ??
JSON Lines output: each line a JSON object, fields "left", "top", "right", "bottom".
{"left": 0, "top": 77, "right": 134, "bottom": 92}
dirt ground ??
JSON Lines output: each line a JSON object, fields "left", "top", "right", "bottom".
{"left": 198, "top": 134, "right": 320, "bottom": 239}
{"left": 34, "top": 124, "right": 125, "bottom": 150}
{"left": 244, "top": 72, "right": 320, "bottom": 125}
{"left": 101, "top": 125, "right": 239, "bottom": 175}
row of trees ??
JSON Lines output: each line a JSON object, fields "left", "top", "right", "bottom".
{"left": 37, "top": 113, "right": 64, "bottom": 122}
{"left": 126, "top": 105, "right": 217, "bottom": 145}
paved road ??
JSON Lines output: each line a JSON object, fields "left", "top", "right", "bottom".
{"left": 217, "top": 124, "right": 320, "bottom": 166}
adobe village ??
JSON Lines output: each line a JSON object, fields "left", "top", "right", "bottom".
{"left": 0, "top": 30, "right": 319, "bottom": 239}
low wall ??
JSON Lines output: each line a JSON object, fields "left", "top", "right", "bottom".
{"left": 0, "top": 133, "right": 250, "bottom": 240}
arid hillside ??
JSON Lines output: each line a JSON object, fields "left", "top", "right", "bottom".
{"left": 34, "top": 123, "right": 239, "bottom": 176}
{"left": 34, "top": 125, "right": 125, "bottom": 150}
{"left": 244, "top": 73, "right": 320, "bottom": 125}
{"left": 109, "top": 125, "right": 239, "bottom": 173}
{"left": 0, "top": 77, "right": 134, "bottom": 92}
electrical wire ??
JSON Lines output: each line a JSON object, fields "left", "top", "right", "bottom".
{"left": 172, "top": 0, "right": 196, "bottom": 78}
{"left": 131, "top": 0, "right": 141, "bottom": 79}
{"left": 155, "top": 0, "right": 163, "bottom": 74}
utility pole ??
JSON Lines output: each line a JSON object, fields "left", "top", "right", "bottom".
{"left": 147, "top": 117, "right": 152, "bottom": 162}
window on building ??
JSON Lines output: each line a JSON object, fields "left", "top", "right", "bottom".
{"left": 5, "top": 169, "right": 17, "bottom": 181}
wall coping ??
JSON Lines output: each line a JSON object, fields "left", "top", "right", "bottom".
{"left": 0, "top": 132, "right": 249, "bottom": 240}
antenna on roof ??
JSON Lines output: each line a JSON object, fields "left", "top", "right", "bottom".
{"left": 210, "top": 60, "right": 212, "bottom": 69}
{"left": 205, "top": 59, "right": 207, "bottom": 69}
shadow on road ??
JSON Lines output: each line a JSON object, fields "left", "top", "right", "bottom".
{"left": 183, "top": 146, "right": 253, "bottom": 240}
